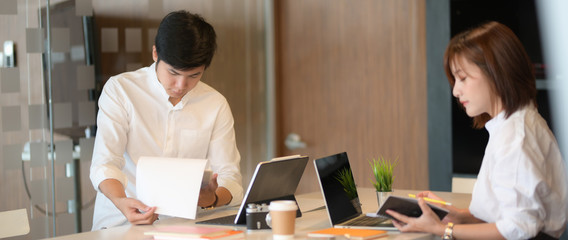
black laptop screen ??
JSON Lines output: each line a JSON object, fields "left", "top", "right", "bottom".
{"left": 314, "top": 152, "right": 362, "bottom": 224}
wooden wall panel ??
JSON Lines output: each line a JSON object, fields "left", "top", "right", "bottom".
{"left": 276, "top": 0, "right": 429, "bottom": 194}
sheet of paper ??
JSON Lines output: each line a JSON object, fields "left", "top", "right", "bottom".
{"left": 137, "top": 157, "right": 207, "bottom": 219}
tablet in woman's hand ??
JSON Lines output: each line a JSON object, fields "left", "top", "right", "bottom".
{"left": 376, "top": 195, "right": 449, "bottom": 220}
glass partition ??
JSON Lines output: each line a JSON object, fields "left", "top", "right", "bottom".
{"left": 1, "top": 0, "right": 96, "bottom": 238}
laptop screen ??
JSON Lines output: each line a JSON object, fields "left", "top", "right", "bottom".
{"left": 314, "top": 152, "right": 362, "bottom": 225}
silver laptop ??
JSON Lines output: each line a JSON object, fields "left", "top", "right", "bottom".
{"left": 314, "top": 152, "right": 396, "bottom": 231}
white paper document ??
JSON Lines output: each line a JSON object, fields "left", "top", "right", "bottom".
{"left": 137, "top": 156, "right": 208, "bottom": 219}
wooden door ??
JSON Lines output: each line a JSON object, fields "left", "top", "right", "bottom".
{"left": 276, "top": 0, "right": 429, "bottom": 194}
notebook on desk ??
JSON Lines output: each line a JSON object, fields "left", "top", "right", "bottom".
{"left": 197, "top": 155, "right": 309, "bottom": 225}
{"left": 314, "top": 152, "right": 397, "bottom": 231}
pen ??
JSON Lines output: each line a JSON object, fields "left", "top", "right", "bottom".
{"left": 408, "top": 194, "right": 452, "bottom": 206}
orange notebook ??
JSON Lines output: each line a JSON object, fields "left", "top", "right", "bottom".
{"left": 308, "top": 228, "right": 387, "bottom": 240}
{"left": 144, "top": 226, "right": 244, "bottom": 240}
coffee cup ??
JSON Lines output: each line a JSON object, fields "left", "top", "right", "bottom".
{"left": 266, "top": 200, "right": 297, "bottom": 239}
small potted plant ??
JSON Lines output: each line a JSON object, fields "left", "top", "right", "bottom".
{"left": 369, "top": 156, "right": 398, "bottom": 207}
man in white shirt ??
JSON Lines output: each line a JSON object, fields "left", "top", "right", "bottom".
{"left": 90, "top": 10, "right": 243, "bottom": 230}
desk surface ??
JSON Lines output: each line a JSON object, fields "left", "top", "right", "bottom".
{"left": 42, "top": 188, "right": 471, "bottom": 240}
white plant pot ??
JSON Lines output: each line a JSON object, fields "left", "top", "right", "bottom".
{"left": 376, "top": 190, "right": 393, "bottom": 208}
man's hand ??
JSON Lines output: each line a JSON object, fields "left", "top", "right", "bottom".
{"left": 198, "top": 173, "right": 219, "bottom": 207}
{"left": 99, "top": 179, "right": 159, "bottom": 225}
{"left": 114, "top": 197, "right": 158, "bottom": 225}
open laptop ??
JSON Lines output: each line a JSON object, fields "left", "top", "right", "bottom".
{"left": 197, "top": 155, "right": 309, "bottom": 225}
{"left": 314, "top": 152, "right": 396, "bottom": 231}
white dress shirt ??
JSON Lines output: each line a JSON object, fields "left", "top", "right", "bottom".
{"left": 469, "top": 105, "right": 568, "bottom": 239}
{"left": 90, "top": 63, "right": 243, "bottom": 230}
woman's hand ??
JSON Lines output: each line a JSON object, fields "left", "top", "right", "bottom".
{"left": 416, "top": 191, "right": 467, "bottom": 224}
{"left": 416, "top": 191, "right": 483, "bottom": 224}
{"left": 386, "top": 198, "right": 446, "bottom": 235}
{"left": 416, "top": 191, "right": 442, "bottom": 199}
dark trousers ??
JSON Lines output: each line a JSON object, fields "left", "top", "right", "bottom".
{"left": 529, "top": 232, "right": 558, "bottom": 240}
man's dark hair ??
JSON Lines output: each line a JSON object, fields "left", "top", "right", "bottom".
{"left": 155, "top": 10, "right": 217, "bottom": 70}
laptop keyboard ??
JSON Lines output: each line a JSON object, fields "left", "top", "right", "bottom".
{"left": 342, "top": 215, "right": 388, "bottom": 226}
{"left": 195, "top": 214, "right": 240, "bottom": 225}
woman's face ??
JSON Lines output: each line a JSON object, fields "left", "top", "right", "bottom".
{"left": 450, "top": 55, "right": 501, "bottom": 117}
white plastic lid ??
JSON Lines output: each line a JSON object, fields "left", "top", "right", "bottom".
{"left": 268, "top": 200, "right": 298, "bottom": 211}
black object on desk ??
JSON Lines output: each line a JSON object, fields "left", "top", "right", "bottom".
{"left": 376, "top": 195, "right": 449, "bottom": 220}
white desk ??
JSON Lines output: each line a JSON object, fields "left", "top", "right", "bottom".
{"left": 41, "top": 188, "right": 472, "bottom": 240}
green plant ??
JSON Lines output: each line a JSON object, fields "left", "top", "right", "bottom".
{"left": 334, "top": 167, "right": 358, "bottom": 200}
{"left": 369, "top": 156, "right": 398, "bottom": 192}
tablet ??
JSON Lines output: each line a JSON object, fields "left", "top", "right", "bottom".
{"left": 197, "top": 155, "right": 309, "bottom": 225}
{"left": 376, "top": 195, "right": 449, "bottom": 220}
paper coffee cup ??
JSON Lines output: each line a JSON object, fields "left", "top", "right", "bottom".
{"left": 268, "top": 200, "right": 298, "bottom": 240}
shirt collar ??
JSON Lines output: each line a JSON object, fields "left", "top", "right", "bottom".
{"left": 485, "top": 110, "right": 506, "bottom": 135}
{"left": 485, "top": 104, "right": 534, "bottom": 134}
{"left": 149, "top": 62, "right": 171, "bottom": 102}
{"left": 148, "top": 62, "right": 200, "bottom": 108}
{"left": 181, "top": 84, "right": 198, "bottom": 104}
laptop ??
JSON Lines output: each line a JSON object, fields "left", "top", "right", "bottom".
{"left": 314, "top": 152, "right": 396, "bottom": 231}
{"left": 197, "top": 155, "right": 309, "bottom": 225}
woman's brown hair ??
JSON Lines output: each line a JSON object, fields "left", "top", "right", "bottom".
{"left": 443, "top": 21, "right": 536, "bottom": 128}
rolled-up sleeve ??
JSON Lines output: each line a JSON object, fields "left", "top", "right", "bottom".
{"left": 492, "top": 142, "right": 547, "bottom": 239}
{"left": 90, "top": 79, "right": 130, "bottom": 191}
{"left": 207, "top": 100, "right": 243, "bottom": 205}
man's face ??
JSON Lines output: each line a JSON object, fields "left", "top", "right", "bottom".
{"left": 153, "top": 46, "right": 205, "bottom": 103}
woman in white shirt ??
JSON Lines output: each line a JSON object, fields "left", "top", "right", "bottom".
{"left": 387, "top": 21, "right": 568, "bottom": 239}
